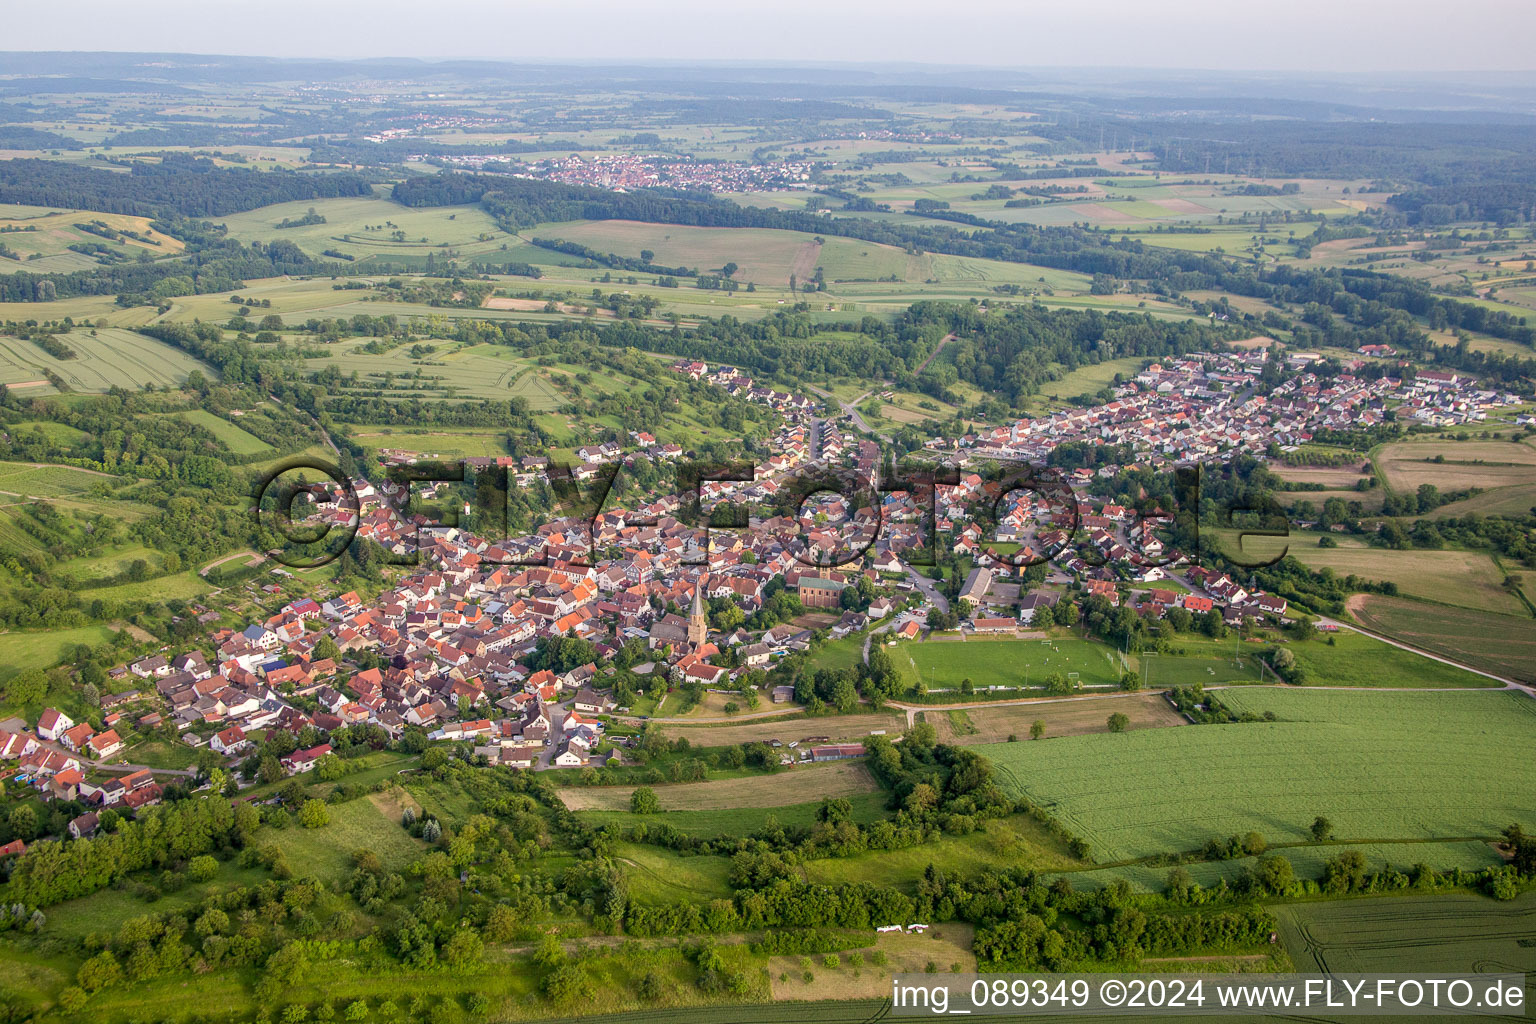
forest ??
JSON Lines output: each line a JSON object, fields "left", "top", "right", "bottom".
{"left": 0, "top": 156, "right": 373, "bottom": 219}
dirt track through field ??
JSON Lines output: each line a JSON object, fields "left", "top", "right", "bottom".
{"left": 556, "top": 760, "right": 880, "bottom": 811}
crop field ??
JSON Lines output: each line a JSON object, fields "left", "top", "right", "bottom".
{"left": 0, "top": 207, "right": 182, "bottom": 275}
{"left": 557, "top": 760, "right": 881, "bottom": 811}
{"left": 898, "top": 635, "right": 1128, "bottom": 690}
{"left": 0, "top": 327, "right": 214, "bottom": 393}
{"left": 1213, "top": 530, "right": 1524, "bottom": 615}
{"left": 218, "top": 195, "right": 515, "bottom": 264}
{"left": 1350, "top": 594, "right": 1536, "bottom": 683}
{"left": 0, "top": 460, "right": 113, "bottom": 497}
{"left": 1378, "top": 438, "right": 1536, "bottom": 493}
{"left": 657, "top": 710, "right": 905, "bottom": 747}
{"left": 924, "top": 693, "right": 1186, "bottom": 744}
{"left": 1276, "top": 893, "right": 1536, "bottom": 975}
{"left": 980, "top": 689, "right": 1536, "bottom": 862}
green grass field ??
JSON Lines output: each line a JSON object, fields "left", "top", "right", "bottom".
{"left": 1350, "top": 595, "right": 1536, "bottom": 684}
{"left": 1061, "top": 840, "right": 1504, "bottom": 892}
{"left": 982, "top": 688, "right": 1536, "bottom": 862}
{"left": 171, "top": 409, "right": 273, "bottom": 455}
{"left": 0, "top": 460, "right": 112, "bottom": 497}
{"left": 0, "top": 623, "right": 115, "bottom": 683}
{"left": 899, "top": 635, "right": 1128, "bottom": 690}
{"left": 217, "top": 195, "right": 515, "bottom": 265}
{"left": 802, "top": 814, "right": 1083, "bottom": 889}
{"left": 261, "top": 796, "right": 425, "bottom": 882}
{"left": 613, "top": 842, "right": 735, "bottom": 904}
{"left": 1284, "top": 628, "right": 1503, "bottom": 688}
{"left": 578, "top": 791, "right": 889, "bottom": 837}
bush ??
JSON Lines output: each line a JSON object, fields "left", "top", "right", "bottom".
{"left": 186, "top": 854, "right": 218, "bottom": 882}
{"left": 298, "top": 800, "right": 330, "bottom": 829}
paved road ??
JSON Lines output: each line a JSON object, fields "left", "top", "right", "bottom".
{"left": 904, "top": 564, "right": 949, "bottom": 615}
{"left": 533, "top": 703, "right": 567, "bottom": 769}
{"left": 23, "top": 733, "right": 198, "bottom": 777}
{"left": 805, "top": 384, "right": 891, "bottom": 442}
{"left": 1317, "top": 612, "right": 1535, "bottom": 696}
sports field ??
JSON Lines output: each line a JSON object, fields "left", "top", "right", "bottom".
{"left": 899, "top": 635, "right": 1128, "bottom": 690}
{"left": 981, "top": 688, "right": 1536, "bottom": 862}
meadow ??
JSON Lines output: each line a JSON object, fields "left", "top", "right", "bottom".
{"left": 924, "top": 692, "right": 1186, "bottom": 745}
{"left": 655, "top": 710, "right": 905, "bottom": 747}
{"left": 1350, "top": 594, "right": 1536, "bottom": 683}
{"left": 557, "top": 760, "right": 881, "bottom": 812}
{"left": 980, "top": 688, "right": 1536, "bottom": 862}
{"left": 260, "top": 796, "right": 426, "bottom": 882}
{"left": 0, "top": 623, "right": 116, "bottom": 683}
{"left": 0, "top": 207, "right": 182, "bottom": 276}
{"left": 575, "top": 792, "right": 890, "bottom": 837}
{"left": 802, "top": 814, "right": 1083, "bottom": 888}
{"left": 1061, "top": 840, "right": 1504, "bottom": 892}
{"left": 217, "top": 194, "right": 515, "bottom": 265}
{"left": 168, "top": 409, "right": 272, "bottom": 455}
{"left": 0, "top": 460, "right": 114, "bottom": 497}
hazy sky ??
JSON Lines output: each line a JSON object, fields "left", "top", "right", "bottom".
{"left": 5, "top": 0, "right": 1535, "bottom": 73}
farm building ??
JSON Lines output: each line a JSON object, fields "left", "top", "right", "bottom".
{"left": 809, "top": 744, "right": 865, "bottom": 762}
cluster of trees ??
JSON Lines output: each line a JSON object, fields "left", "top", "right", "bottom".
{"left": 0, "top": 235, "right": 336, "bottom": 305}
{"left": 8, "top": 798, "right": 259, "bottom": 907}
{"left": 0, "top": 156, "right": 371, "bottom": 219}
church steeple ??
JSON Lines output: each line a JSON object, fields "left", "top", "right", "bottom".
{"left": 688, "top": 575, "right": 709, "bottom": 646}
